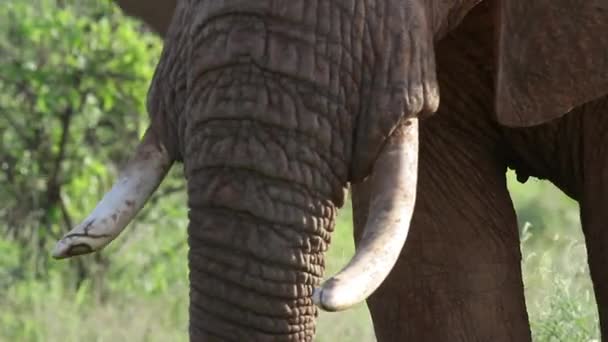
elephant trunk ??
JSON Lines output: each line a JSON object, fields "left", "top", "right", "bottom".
{"left": 185, "top": 167, "right": 335, "bottom": 339}
{"left": 183, "top": 67, "right": 347, "bottom": 340}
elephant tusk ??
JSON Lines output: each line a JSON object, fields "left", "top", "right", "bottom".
{"left": 313, "top": 119, "right": 418, "bottom": 311}
{"left": 52, "top": 128, "right": 173, "bottom": 259}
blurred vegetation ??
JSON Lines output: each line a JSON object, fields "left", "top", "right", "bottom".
{"left": 0, "top": 1, "right": 188, "bottom": 340}
{"left": 0, "top": 0, "right": 600, "bottom": 341}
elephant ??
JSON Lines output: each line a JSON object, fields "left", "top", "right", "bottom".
{"left": 52, "top": 0, "right": 608, "bottom": 341}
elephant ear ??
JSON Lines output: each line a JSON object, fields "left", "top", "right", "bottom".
{"left": 495, "top": 0, "right": 608, "bottom": 127}
{"left": 114, "top": 0, "right": 177, "bottom": 37}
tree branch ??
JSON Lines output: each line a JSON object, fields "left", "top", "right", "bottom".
{"left": 58, "top": 194, "right": 73, "bottom": 236}
{"left": 46, "top": 105, "right": 74, "bottom": 206}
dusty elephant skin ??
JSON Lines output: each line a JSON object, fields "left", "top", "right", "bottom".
{"left": 52, "top": 0, "right": 608, "bottom": 341}
{"left": 145, "top": 1, "right": 443, "bottom": 339}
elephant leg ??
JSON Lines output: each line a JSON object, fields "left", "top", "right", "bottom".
{"left": 504, "top": 95, "right": 608, "bottom": 339}
{"left": 352, "top": 107, "right": 531, "bottom": 341}
{"left": 580, "top": 103, "right": 608, "bottom": 340}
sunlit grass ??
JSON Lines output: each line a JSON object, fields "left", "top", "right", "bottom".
{"left": 0, "top": 281, "right": 188, "bottom": 341}
{"left": 522, "top": 226, "right": 599, "bottom": 341}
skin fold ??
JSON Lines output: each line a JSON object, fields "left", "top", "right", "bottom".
{"left": 54, "top": 0, "right": 608, "bottom": 341}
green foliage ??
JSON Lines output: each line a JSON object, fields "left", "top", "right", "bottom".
{"left": 0, "top": 1, "right": 601, "bottom": 341}
{"left": 0, "top": 0, "right": 189, "bottom": 338}
{"left": 514, "top": 176, "right": 599, "bottom": 341}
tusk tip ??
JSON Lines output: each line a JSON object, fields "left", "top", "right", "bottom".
{"left": 312, "top": 287, "right": 336, "bottom": 312}
{"left": 312, "top": 281, "right": 353, "bottom": 312}
{"left": 51, "top": 239, "right": 94, "bottom": 259}
{"left": 312, "top": 287, "right": 324, "bottom": 309}
{"left": 51, "top": 240, "right": 69, "bottom": 259}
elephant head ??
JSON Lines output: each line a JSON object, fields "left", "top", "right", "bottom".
{"left": 53, "top": 0, "right": 608, "bottom": 340}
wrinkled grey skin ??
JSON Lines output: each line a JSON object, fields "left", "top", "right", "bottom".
{"left": 97, "top": 1, "right": 608, "bottom": 341}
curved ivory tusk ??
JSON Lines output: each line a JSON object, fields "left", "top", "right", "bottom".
{"left": 52, "top": 128, "right": 173, "bottom": 259}
{"left": 313, "top": 119, "right": 419, "bottom": 311}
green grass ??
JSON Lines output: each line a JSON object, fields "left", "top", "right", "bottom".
{"left": 510, "top": 173, "right": 599, "bottom": 341}
{"left": 0, "top": 173, "right": 601, "bottom": 341}
{"left": 521, "top": 219, "right": 599, "bottom": 342}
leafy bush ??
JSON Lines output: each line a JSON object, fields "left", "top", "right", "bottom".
{"left": 0, "top": 1, "right": 189, "bottom": 338}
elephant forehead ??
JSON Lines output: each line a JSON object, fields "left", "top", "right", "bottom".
{"left": 179, "top": 2, "right": 367, "bottom": 118}
{"left": 189, "top": 1, "right": 359, "bottom": 34}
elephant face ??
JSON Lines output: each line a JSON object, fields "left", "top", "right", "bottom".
{"left": 146, "top": 2, "right": 441, "bottom": 339}
{"left": 54, "top": 0, "right": 608, "bottom": 340}
{"left": 149, "top": 0, "right": 450, "bottom": 181}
